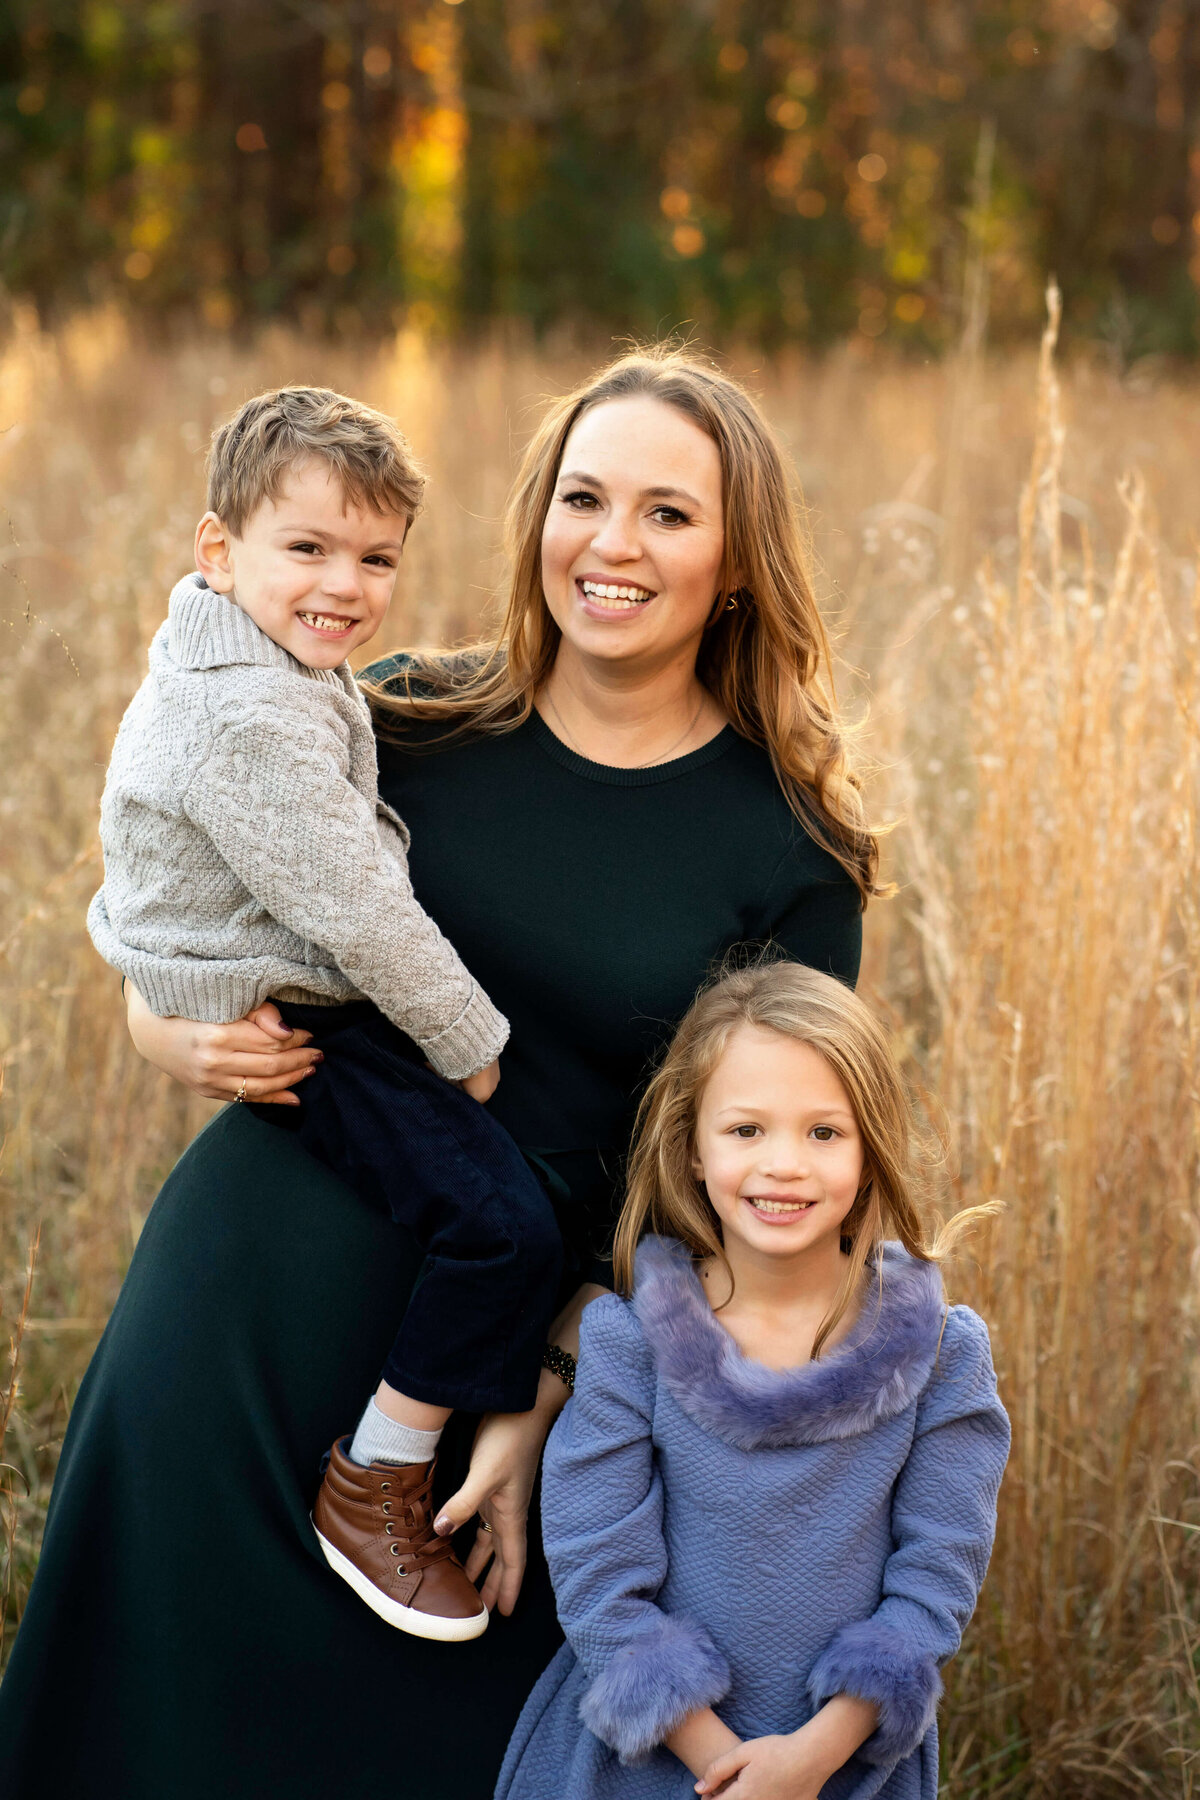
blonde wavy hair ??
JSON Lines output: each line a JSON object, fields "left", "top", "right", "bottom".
{"left": 612, "top": 961, "right": 997, "bottom": 1357}
{"left": 363, "top": 345, "right": 878, "bottom": 901}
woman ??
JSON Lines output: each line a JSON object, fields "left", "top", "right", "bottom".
{"left": 0, "top": 348, "right": 875, "bottom": 1799}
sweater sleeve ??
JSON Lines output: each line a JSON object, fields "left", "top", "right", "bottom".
{"left": 541, "top": 1297, "right": 731, "bottom": 1764}
{"left": 807, "top": 1306, "right": 1010, "bottom": 1766}
{"left": 181, "top": 688, "right": 508, "bottom": 1078}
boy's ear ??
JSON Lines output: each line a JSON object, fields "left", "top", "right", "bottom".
{"left": 195, "top": 511, "right": 236, "bottom": 593}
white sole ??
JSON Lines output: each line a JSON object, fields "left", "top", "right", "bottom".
{"left": 313, "top": 1524, "right": 489, "bottom": 1642}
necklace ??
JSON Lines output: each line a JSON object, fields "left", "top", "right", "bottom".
{"left": 542, "top": 688, "right": 708, "bottom": 769}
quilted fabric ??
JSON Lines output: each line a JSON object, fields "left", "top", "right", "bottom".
{"left": 496, "top": 1238, "right": 1010, "bottom": 1800}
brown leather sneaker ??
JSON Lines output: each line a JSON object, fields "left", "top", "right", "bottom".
{"left": 312, "top": 1438, "right": 488, "bottom": 1642}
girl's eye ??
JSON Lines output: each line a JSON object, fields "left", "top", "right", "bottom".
{"left": 560, "top": 489, "right": 599, "bottom": 510}
{"left": 733, "top": 1124, "right": 760, "bottom": 1139}
{"left": 811, "top": 1126, "right": 838, "bottom": 1142}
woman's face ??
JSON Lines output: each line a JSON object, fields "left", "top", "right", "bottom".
{"left": 540, "top": 396, "right": 727, "bottom": 673}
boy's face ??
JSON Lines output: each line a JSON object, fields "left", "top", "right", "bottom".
{"left": 194, "top": 460, "right": 408, "bottom": 670}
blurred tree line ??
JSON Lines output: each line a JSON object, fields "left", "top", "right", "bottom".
{"left": 3, "top": 0, "right": 1199, "bottom": 355}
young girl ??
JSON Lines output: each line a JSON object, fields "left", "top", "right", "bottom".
{"left": 497, "top": 962, "right": 1009, "bottom": 1800}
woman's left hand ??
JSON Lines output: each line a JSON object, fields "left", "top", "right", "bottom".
{"left": 432, "top": 1280, "right": 608, "bottom": 1615}
{"left": 431, "top": 1393, "right": 553, "bottom": 1616}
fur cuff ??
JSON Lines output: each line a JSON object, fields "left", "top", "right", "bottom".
{"left": 807, "top": 1618, "right": 942, "bottom": 1765}
{"left": 579, "top": 1612, "right": 731, "bottom": 1764}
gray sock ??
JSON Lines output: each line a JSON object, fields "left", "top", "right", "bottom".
{"left": 348, "top": 1397, "right": 443, "bottom": 1468}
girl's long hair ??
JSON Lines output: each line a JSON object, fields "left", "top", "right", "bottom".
{"left": 611, "top": 960, "right": 997, "bottom": 1357}
{"left": 362, "top": 345, "right": 879, "bottom": 903}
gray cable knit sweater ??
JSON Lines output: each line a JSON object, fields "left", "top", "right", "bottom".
{"left": 87, "top": 573, "right": 508, "bottom": 1080}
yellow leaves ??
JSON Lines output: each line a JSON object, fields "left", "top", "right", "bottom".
{"left": 889, "top": 246, "right": 929, "bottom": 284}
{"left": 130, "top": 129, "right": 171, "bottom": 168}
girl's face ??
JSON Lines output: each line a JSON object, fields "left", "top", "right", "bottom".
{"left": 691, "top": 1025, "right": 865, "bottom": 1264}
{"left": 539, "top": 396, "right": 727, "bottom": 673}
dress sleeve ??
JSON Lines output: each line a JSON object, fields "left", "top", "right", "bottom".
{"left": 807, "top": 1306, "right": 1010, "bottom": 1766}
{"left": 541, "top": 1297, "right": 731, "bottom": 1764}
{"left": 761, "top": 832, "right": 863, "bottom": 987}
{"left": 181, "top": 688, "right": 507, "bottom": 1078}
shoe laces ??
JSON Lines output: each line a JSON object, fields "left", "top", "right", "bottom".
{"left": 380, "top": 1464, "right": 457, "bottom": 1570}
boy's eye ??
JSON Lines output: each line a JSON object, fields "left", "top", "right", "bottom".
{"left": 290, "top": 541, "right": 322, "bottom": 555}
{"left": 364, "top": 554, "right": 396, "bottom": 569}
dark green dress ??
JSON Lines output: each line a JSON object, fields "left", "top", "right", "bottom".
{"left": 0, "top": 684, "right": 861, "bottom": 1800}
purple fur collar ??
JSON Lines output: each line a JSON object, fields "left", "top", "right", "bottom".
{"left": 630, "top": 1236, "right": 945, "bottom": 1449}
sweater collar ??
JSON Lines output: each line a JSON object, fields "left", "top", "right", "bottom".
{"left": 165, "top": 572, "right": 344, "bottom": 689}
{"left": 630, "top": 1235, "right": 945, "bottom": 1449}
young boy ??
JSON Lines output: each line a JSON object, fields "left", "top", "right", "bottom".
{"left": 88, "top": 386, "right": 562, "bottom": 1642}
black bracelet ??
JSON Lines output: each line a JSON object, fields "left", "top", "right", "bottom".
{"left": 541, "top": 1343, "right": 577, "bottom": 1393}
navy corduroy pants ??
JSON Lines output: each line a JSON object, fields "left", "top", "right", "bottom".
{"left": 256, "top": 1000, "right": 563, "bottom": 1414}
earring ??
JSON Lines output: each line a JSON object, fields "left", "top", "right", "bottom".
{"left": 725, "top": 593, "right": 738, "bottom": 611}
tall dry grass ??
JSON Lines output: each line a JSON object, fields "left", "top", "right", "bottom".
{"left": 0, "top": 301, "right": 1197, "bottom": 1794}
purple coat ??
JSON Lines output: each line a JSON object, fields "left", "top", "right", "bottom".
{"left": 497, "top": 1237, "right": 1009, "bottom": 1800}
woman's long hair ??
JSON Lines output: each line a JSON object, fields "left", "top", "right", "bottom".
{"left": 611, "top": 961, "right": 997, "bottom": 1357}
{"left": 363, "top": 345, "right": 879, "bottom": 902}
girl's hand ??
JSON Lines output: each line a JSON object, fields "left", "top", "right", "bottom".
{"left": 125, "top": 982, "right": 322, "bottom": 1104}
{"left": 695, "top": 1734, "right": 825, "bottom": 1799}
{"left": 697, "top": 1698, "right": 879, "bottom": 1798}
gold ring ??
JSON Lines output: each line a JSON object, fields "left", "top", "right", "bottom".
{"left": 479, "top": 1519, "right": 494, "bottom": 1534}
{"left": 235, "top": 1078, "right": 248, "bottom": 1103}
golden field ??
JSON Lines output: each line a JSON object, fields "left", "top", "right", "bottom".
{"left": 1, "top": 301, "right": 1198, "bottom": 1795}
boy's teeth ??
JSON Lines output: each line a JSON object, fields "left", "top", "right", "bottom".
{"left": 299, "top": 612, "right": 352, "bottom": 632}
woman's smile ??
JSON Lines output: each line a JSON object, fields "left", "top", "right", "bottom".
{"left": 575, "top": 574, "right": 657, "bottom": 618}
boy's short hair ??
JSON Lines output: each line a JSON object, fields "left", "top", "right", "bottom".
{"left": 206, "top": 386, "right": 425, "bottom": 537}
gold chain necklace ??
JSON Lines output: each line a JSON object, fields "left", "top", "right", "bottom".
{"left": 542, "top": 689, "right": 707, "bottom": 769}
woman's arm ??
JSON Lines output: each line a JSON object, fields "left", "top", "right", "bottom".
{"left": 124, "top": 981, "right": 322, "bottom": 1104}
{"left": 433, "top": 1280, "right": 608, "bottom": 1615}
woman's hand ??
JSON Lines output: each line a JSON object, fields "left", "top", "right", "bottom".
{"left": 124, "top": 982, "right": 322, "bottom": 1104}
{"left": 431, "top": 1389, "right": 554, "bottom": 1617}
{"left": 695, "top": 1698, "right": 879, "bottom": 1798}
{"left": 431, "top": 1279, "right": 608, "bottom": 1615}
